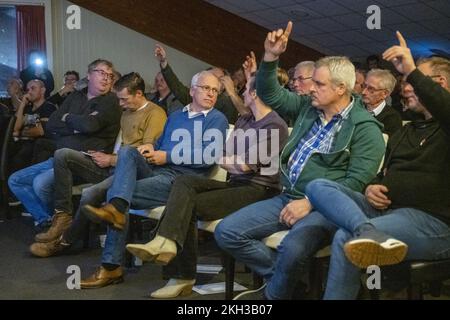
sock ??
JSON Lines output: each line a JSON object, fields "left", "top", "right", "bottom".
{"left": 102, "top": 263, "right": 120, "bottom": 271}
{"left": 110, "top": 198, "right": 128, "bottom": 214}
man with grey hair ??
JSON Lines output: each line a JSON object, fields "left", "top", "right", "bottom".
{"left": 292, "top": 61, "right": 315, "bottom": 95}
{"left": 362, "top": 68, "right": 402, "bottom": 136}
{"left": 78, "top": 70, "right": 228, "bottom": 289}
{"left": 215, "top": 21, "right": 385, "bottom": 300}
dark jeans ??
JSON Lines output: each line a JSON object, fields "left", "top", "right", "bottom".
{"left": 158, "top": 174, "right": 280, "bottom": 280}
{"left": 63, "top": 176, "right": 114, "bottom": 244}
{"left": 53, "top": 148, "right": 111, "bottom": 214}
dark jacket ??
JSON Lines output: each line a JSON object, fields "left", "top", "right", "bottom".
{"left": 45, "top": 90, "right": 122, "bottom": 153}
{"left": 375, "top": 69, "right": 450, "bottom": 224}
{"left": 375, "top": 103, "right": 402, "bottom": 137}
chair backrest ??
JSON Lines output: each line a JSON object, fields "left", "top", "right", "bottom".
{"left": 0, "top": 116, "right": 16, "bottom": 180}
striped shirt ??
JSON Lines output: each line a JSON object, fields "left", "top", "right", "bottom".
{"left": 288, "top": 101, "right": 354, "bottom": 185}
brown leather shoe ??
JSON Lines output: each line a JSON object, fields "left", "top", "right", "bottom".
{"left": 30, "top": 237, "right": 69, "bottom": 258}
{"left": 35, "top": 212, "right": 73, "bottom": 243}
{"left": 83, "top": 204, "right": 126, "bottom": 230}
{"left": 80, "top": 266, "right": 124, "bottom": 289}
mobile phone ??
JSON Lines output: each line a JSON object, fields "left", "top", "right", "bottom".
{"left": 81, "top": 151, "right": 93, "bottom": 157}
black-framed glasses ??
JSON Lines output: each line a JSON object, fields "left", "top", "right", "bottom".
{"left": 362, "top": 84, "right": 386, "bottom": 94}
{"left": 195, "top": 84, "right": 219, "bottom": 95}
{"left": 92, "top": 69, "right": 115, "bottom": 82}
{"left": 292, "top": 76, "right": 312, "bottom": 83}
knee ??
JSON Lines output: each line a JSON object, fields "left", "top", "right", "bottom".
{"left": 54, "top": 148, "right": 76, "bottom": 164}
{"left": 214, "top": 218, "right": 241, "bottom": 250}
{"left": 8, "top": 170, "right": 22, "bottom": 189}
{"left": 305, "top": 178, "right": 340, "bottom": 199}
{"left": 117, "top": 145, "right": 137, "bottom": 158}
{"left": 32, "top": 174, "right": 53, "bottom": 196}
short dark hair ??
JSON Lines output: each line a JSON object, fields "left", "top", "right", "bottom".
{"left": 88, "top": 59, "right": 114, "bottom": 73}
{"left": 113, "top": 72, "right": 145, "bottom": 95}
{"left": 64, "top": 70, "right": 80, "bottom": 81}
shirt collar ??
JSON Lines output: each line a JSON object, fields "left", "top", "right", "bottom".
{"left": 368, "top": 100, "right": 386, "bottom": 117}
{"left": 183, "top": 104, "right": 212, "bottom": 119}
{"left": 317, "top": 96, "right": 354, "bottom": 125}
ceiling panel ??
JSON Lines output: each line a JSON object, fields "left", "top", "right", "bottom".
{"left": 301, "top": 0, "right": 352, "bottom": 16}
{"left": 304, "top": 18, "right": 348, "bottom": 33}
{"left": 202, "top": 0, "right": 450, "bottom": 60}
{"left": 425, "top": 0, "right": 450, "bottom": 16}
{"left": 391, "top": 3, "right": 445, "bottom": 21}
{"left": 389, "top": 22, "right": 440, "bottom": 39}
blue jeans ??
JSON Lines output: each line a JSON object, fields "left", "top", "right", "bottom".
{"left": 214, "top": 193, "right": 337, "bottom": 300}
{"left": 99, "top": 146, "right": 181, "bottom": 266}
{"left": 8, "top": 158, "right": 55, "bottom": 224}
{"left": 305, "top": 179, "right": 450, "bottom": 300}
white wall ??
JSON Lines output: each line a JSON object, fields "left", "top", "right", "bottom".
{"left": 51, "top": 0, "right": 211, "bottom": 91}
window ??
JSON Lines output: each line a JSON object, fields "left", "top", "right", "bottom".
{"left": 0, "top": 6, "right": 18, "bottom": 97}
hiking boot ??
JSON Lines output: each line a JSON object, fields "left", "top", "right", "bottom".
{"left": 34, "top": 212, "right": 72, "bottom": 243}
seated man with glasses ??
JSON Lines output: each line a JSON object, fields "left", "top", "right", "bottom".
{"left": 78, "top": 70, "right": 228, "bottom": 288}
{"left": 291, "top": 61, "right": 315, "bottom": 95}
{"left": 361, "top": 69, "right": 402, "bottom": 136}
{"left": 9, "top": 59, "right": 122, "bottom": 231}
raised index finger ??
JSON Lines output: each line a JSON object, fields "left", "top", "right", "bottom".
{"left": 284, "top": 21, "right": 293, "bottom": 38}
{"left": 396, "top": 31, "right": 407, "bottom": 48}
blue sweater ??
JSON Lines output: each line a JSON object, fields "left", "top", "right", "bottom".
{"left": 155, "top": 108, "right": 228, "bottom": 175}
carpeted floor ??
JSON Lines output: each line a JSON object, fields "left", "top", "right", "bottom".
{"left": 1, "top": 206, "right": 449, "bottom": 301}
{"left": 0, "top": 207, "right": 254, "bottom": 300}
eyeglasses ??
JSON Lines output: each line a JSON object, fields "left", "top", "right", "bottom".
{"left": 362, "top": 84, "right": 386, "bottom": 94}
{"left": 92, "top": 69, "right": 115, "bottom": 82}
{"left": 195, "top": 84, "right": 219, "bottom": 95}
{"left": 292, "top": 76, "right": 312, "bottom": 83}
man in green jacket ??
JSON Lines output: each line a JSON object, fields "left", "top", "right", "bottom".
{"left": 215, "top": 21, "right": 385, "bottom": 300}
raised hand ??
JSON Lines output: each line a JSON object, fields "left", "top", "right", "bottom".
{"left": 155, "top": 44, "right": 168, "bottom": 68}
{"left": 242, "top": 51, "right": 257, "bottom": 80}
{"left": 264, "top": 21, "right": 293, "bottom": 62}
{"left": 382, "top": 31, "right": 416, "bottom": 76}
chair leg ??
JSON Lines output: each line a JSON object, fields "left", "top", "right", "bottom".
{"left": 408, "top": 283, "right": 423, "bottom": 300}
{"left": 253, "top": 272, "right": 263, "bottom": 289}
{"left": 223, "top": 252, "right": 235, "bottom": 300}
{"left": 309, "top": 257, "right": 325, "bottom": 299}
{"left": 1, "top": 182, "right": 10, "bottom": 219}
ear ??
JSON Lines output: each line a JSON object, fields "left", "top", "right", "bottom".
{"left": 336, "top": 84, "right": 347, "bottom": 96}
{"left": 189, "top": 86, "right": 195, "bottom": 98}
{"left": 251, "top": 90, "right": 257, "bottom": 99}
{"left": 437, "top": 75, "right": 448, "bottom": 90}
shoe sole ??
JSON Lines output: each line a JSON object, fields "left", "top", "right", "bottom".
{"left": 126, "top": 245, "right": 176, "bottom": 265}
{"left": 83, "top": 205, "right": 124, "bottom": 230}
{"left": 151, "top": 284, "right": 194, "bottom": 299}
{"left": 80, "top": 277, "right": 124, "bottom": 289}
{"left": 344, "top": 239, "right": 408, "bottom": 269}
{"left": 126, "top": 245, "right": 157, "bottom": 262}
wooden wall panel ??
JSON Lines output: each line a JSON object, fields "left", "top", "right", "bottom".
{"left": 70, "top": 0, "right": 323, "bottom": 71}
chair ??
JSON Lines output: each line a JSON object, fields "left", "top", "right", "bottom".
{"left": 0, "top": 116, "right": 16, "bottom": 219}
{"left": 369, "top": 258, "right": 450, "bottom": 300}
